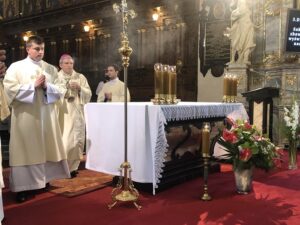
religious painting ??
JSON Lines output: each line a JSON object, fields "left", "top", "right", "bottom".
{"left": 199, "top": 0, "right": 231, "bottom": 77}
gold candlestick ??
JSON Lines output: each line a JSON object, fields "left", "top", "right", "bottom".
{"left": 153, "top": 63, "right": 162, "bottom": 104}
{"left": 162, "top": 64, "right": 169, "bottom": 103}
{"left": 232, "top": 75, "right": 237, "bottom": 103}
{"left": 169, "top": 65, "right": 177, "bottom": 104}
{"left": 201, "top": 123, "right": 212, "bottom": 201}
{"left": 228, "top": 74, "right": 233, "bottom": 103}
{"left": 202, "top": 123, "right": 210, "bottom": 157}
{"left": 223, "top": 74, "right": 229, "bottom": 103}
{"left": 109, "top": 0, "right": 141, "bottom": 210}
{"left": 201, "top": 156, "right": 212, "bottom": 201}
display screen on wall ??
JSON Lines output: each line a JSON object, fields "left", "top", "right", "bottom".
{"left": 285, "top": 8, "right": 300, "bottom": 53}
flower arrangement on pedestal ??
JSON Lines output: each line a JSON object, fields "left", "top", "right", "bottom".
{"left": 218, "top": 119, "right": 281, "bottom": 194}
{"left": 283, "top": 101, "right": 299, "bottom": 170}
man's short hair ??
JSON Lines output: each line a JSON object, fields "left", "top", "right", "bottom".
{"left": 107, "top": 64, "right": 120, "bottom": 72}
{"left": 26, "top": 35, "right": 44, "bottom": 48}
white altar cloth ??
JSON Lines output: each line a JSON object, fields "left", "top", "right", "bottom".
{"left": 84, "top": 102, "right": 248, "bottom": 194}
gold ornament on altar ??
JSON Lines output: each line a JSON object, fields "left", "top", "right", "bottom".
{"left": 152, "top": 63, "right": 180, "bottom": 104}
{"left": 108, "top": 0, "right": 141, "bottom": 210}
{"left": 223, "top": 73, "right": 238, "bottom": 103}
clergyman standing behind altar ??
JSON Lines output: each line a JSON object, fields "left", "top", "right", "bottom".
{"left": 3, "top": 36, "right": 70, "bottom": 203}
{"left": 57, "top": 54, "right": 92, "bottom": 178}
{"left": 97, "top": 64, "right": 130, "bottom": 102}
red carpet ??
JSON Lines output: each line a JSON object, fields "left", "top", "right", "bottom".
{"left": 2, "top": 151, "right": 300, "bottom": 225}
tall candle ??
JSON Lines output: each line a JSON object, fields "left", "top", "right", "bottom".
{"left": 223, "top": 74, "right": 229, "bottom": 97}
{"left": 154, "top": 63, "right": 162, "bottom": 99}
{"left": 202, "top": 124, "right": 210, "bottom": 156}
{"left": 228, "top": 74, "right": 233, "bottom": 97}
{"left": 162, "top": 65, "right": 169, "bottom": 96}
{"left": 169, "top": 65, "right": 177, "bottom": 96}
{"left": 232, "top": 75, "right": 237, "bottom": 97}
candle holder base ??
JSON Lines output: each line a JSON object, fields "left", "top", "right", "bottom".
{"left": 151, "top": 98, "right": 180, "bottom": 105}
{"left": 108, "top": 162, "right": 142, "bottom": 210}
{"left": 151, "top": 98, "right": 164, "bottom": 105}
{"left": 201, "top": 156, "right": 213, "bottom": 201}
{"left": 201, "top": 192, "right": 212, "bottom": 201}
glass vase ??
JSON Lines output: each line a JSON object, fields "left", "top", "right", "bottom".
{"left": 288, "top": 140, "right": 298, "bottom": 170}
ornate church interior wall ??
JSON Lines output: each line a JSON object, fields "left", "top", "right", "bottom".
{"left": 198, "top": 0, "right": 300, "bottom": 145}
{"left": 0, "top": 0, "right": 199, "bottom": 102}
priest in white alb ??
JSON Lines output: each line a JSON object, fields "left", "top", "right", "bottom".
{"left": 97, "top": 64, "right": 130, "bottom": 102}
{"left": 3, "top": 36, "right": 70, "bottom": 203}
{"left": 57, "top": 54, "right": 91, "bottom": 177}
{"left": 0, "top": 49, "right": 9, "bottom": 224}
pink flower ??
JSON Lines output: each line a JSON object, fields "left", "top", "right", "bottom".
{"left": 243, "top": 121, "right": 252, "bottom": 130}
{"left": 222, "top": 129, "right": 238, "bottom": 143}
{"left": 239, "top": 148, "right": 252, "bottom": 162}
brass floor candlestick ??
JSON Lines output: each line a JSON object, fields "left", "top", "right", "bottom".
{"left": 108, "top": 0, "right": 141, "bottom": 210}
{"left": 201, "top": 155, "right": 212, "bottom": 201}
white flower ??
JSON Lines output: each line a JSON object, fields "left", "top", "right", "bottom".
{"left": 284, "top": 101, "right": 300, "bottom": 140}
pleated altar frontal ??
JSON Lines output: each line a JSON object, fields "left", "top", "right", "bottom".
{"left": 84, "top": 102, "right": 248, "bottom": 194}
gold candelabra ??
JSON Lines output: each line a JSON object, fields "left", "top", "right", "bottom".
{"left": 108, "top": 0, "right": 141, "bottom": 210}
{"left": 152, "top": 63, "right": 180, "bottom": 105}
{"left": 223, "top": 73, "right": 238, "bottom": 103}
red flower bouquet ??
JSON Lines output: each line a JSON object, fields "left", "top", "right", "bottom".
{"left": 218, "top": 119, "right": 281, "bottom": 171}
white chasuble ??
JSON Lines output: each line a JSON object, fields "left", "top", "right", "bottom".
{"left": 3, "top": 57, "right": 67, "bottom": 167}
{"left": 97, "top": 78, "right": 130, "bottom": 102}
{"left": 58, "top": 70, "right": 91, "bottom": 171}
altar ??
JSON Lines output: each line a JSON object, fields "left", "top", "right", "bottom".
{"left": 84, "top": 102, "right": 248, "bottom": 194}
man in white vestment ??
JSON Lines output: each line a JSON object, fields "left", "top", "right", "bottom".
{"left": 0, "top": 49, "right": 9, "bottom": 224}
{"left": 3, "top": 36, "right": 70, "bottom": 203}
{"left": 57, "top": 54, "right": 91, "bottom": 177}
{"left": 97, "top": 64, "right": 130, "bottom": 102}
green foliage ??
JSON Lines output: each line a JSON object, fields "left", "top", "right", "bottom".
{"left": 217, "top": 119, "right": 281, "bottom": 171}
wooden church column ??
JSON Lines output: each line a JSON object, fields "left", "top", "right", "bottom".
{"left": 50, "top": 41, "right": 57, "bottom": 65}
{"left": 19, "top": 46, "right": 25, "bottom": 59}
{"left": 89, "top": 36, "right": 96, "bottom": 70}
{"left": 75, "top": 38, "right": 82, "bottom": 70}
{"left": 62, "top": 39, "right": 69, "bottom": 53}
